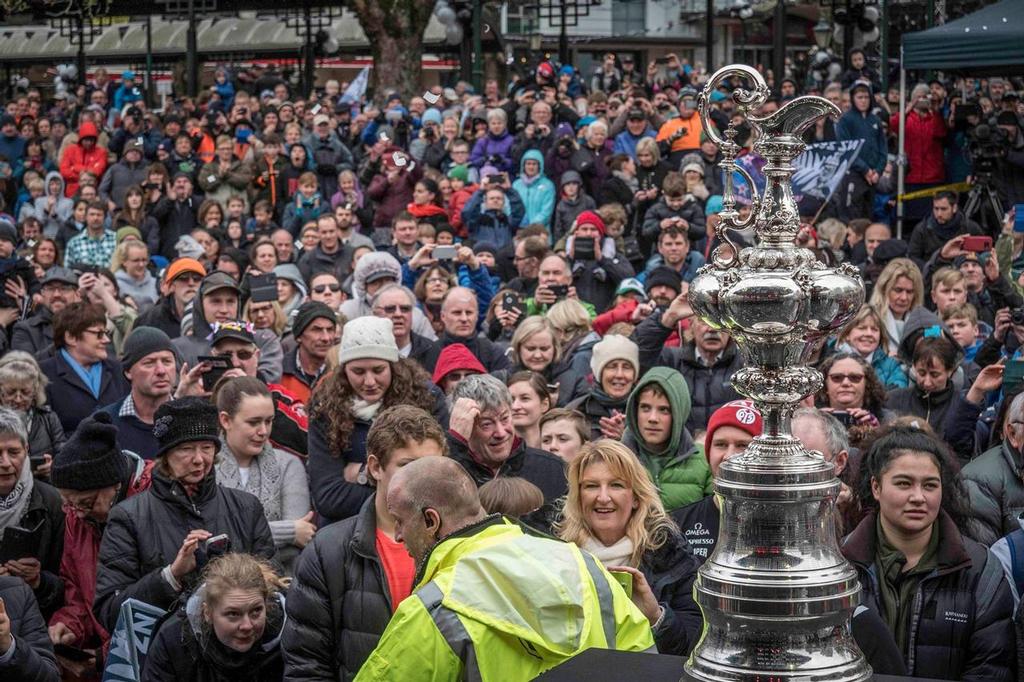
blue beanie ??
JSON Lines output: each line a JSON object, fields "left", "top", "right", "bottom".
{"left": 422, "top": 108, "right": 443, "bottom": 126}
{"left": 705, "top": 195, "right": 724, "bottom": 215}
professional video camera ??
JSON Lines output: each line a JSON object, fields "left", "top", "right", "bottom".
{"left": 965, "top": 123, "right": 1009, "bottom": 177}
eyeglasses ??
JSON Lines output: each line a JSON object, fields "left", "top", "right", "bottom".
{"left": 376, "top": 304, "right": 413, "bottom": 315}
{"left": 426, "top": 277, "right": 449, "bottom": 285}
{"left": 83, "top": 328, "right": 110, "bottom": 339}
{"left": 213, "top": 348, "right": 255, "bottom": 361}
{"left": 313, "top": 283, "right": 341, "bottom": 294}
{"left": 0, "top": 387, "right": 33, "bottom": 399}
{"left": 64, "top": 495, "right": 98, "bottom": 513}
{"left": 174, "top": 273, "right": 203, "bottom": 284}
{"left": 828, "top": 373, "right": 865, "bottom": 385}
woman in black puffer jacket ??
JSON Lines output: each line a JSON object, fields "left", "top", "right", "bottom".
{"left": 143, "top": 553, "right": 286, "bottom": 682}
{"left": 842, "top": 426, "right": 1014, "bottom": 682}
{"left": 94, "top": 398, "right": 275, "bottom": 633}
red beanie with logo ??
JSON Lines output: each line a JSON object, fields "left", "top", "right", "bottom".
{"left": 704, "top": 400, "right": 763, "bottom": 458}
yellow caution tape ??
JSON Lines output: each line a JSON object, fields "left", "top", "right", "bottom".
{"left": 897, "top": 182, "right": 973, "bottom": 201}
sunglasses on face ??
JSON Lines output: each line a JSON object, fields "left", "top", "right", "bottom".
{"left": 377, "top": 304, "right": 412, "bottom": 314}
{"left": 313, "top": 283, "right": 341, "bottom": 294}
{"left": 828, "top": 373, "right": 865, "bottom": 384}
{"left": 213, "top": 348, "right": 255, "bottom": 361}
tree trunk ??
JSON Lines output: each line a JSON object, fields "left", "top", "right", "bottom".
{"left": 350, "top": 0, "right": 437, "bottom": 103}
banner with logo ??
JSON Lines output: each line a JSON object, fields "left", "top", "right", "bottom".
{"left": 730, "top": 140, "right": 865, "bottom": 205}
{"left": 101, "top": 599, "right": 167, "bottom": 682}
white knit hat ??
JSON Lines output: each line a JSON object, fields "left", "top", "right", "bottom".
{"left": 338, "top": 316, "right": 400, "bottom": 365}
{"left": 590, "top": 334, "right": 639, "bottom": 381}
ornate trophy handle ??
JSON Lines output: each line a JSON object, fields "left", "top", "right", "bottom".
{"left": 699, "top": 66, "right": 770, "bottom": 270}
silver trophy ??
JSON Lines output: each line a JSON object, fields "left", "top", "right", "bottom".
{"left": 685, "top": 65, "right": 871, "bottom": 681}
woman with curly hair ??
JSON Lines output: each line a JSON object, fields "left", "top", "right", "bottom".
{"left": 842, "top": 426, "right": 1013, "bottom": 681}
{"left": 307, "top": 317, "right": 447, "bottom": 524}
{"left": 556, "top": 439, "right": 702, "bottom": 656}
{"left": 816, "top": 352, "right": 894, "bottom": 448}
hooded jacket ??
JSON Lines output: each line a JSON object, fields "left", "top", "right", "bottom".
{"left": 431, "top": 343, "right": 486, "bottom": 386}
{"left": 842, "top": 510, "right": 1014, "bottom": 681}
{"left": 98, "top": 153, "right": 147, "bottom": 208}
{"left": 171, "top": 284, "right": 283, "bottom": 383}
{"left": 640, "top": 195, "right": 706, "bottom": 244}
{"left": 886, "top": 307, "right": 970, "bottom": 433}
{"left": 511, "top": 150, "right": 556, "bottom": 228}
{"left": 623, "top": 367, "right": 713, "bottom": 512}
{"left": 338, "top": 252, "right": 436, "bottom": 340}
{"left": 30, "top": 171, "right": 72, "bottom": 236}
{"left": 59, "top": 121, "right": 108, "bottom": 198}
{"left": 836, "top": 104, "right": 887, "bottom": 176}
{"left": 143, "top": 588, "right": 285, "bottom": 682}
{"left": 633, "top": 312, "right": 744, "bottom": 431}
{"left": 552, "top": 170, "right": 597, "bottom": 244}
{"left": 94, "top": 466, "right": 276, "bottom": 633}
{"left": 354, "top": 516, "right": 654, "bottom": 681}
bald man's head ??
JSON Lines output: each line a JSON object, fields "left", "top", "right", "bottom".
{"left": 441, "top": 286, "right": 479, "bottom": 337}
{"left": 387, "top": 458, "right": 487, "bottom": 565}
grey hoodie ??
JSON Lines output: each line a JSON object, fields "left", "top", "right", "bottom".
{"left": 31, "top": 171, "right": 73, "bottom": 237}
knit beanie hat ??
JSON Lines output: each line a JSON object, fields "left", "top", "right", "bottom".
{"left": 121, "top": 327, "right": 177, "bottom": 371}
{"left": 152, "top": 397, "right": 220, "bottom": 459}
{"left": 590, "top": 334, "right": 639, "bottom": 382}
{"left": 293, "top": 301, "right": 336, "bottom": 339}
{"left": 472, "top": 241, "right": 497, "bottom": 257}
{"left": 575, "top": 210, "right": 606, "bottom": 238}
{"left": 644, "top": 266, "right": 682, "bottom": 296}
{"left": 432, "top": 343, "right": 487, "bottom": 385}
{"left": 116, "top": 226, "right": 142, "bottom": 243}
{"left": 447, "top": 164, "right": 469, "bottom": 183}
{"left": 0, "top": 219, "right": 18, "bottom": 247}
{"left": 704, "top": 400, "right": 763, "bottom": 458}
{"left": 50, "top": 412, "right": 125, "bottom": 491}
{"left": 338, "top": 316, "right": 399, "bottom": 365}
{"left": 682, "top": 162, "right": 705, "bottom": 177}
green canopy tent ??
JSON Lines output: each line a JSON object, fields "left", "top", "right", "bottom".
{"left": 902, "top": 0, "right": 1024, "bottom": 74}
{"left": 894, "top": 0, "right": 1024, "bottom": 236}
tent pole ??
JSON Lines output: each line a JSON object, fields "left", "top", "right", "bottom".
{"left": 897, "top": 46, "right": 906, "bottom": 240}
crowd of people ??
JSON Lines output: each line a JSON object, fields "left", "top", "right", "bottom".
{"left": 0, "top": 50, "right": 1022, "bottom": 681}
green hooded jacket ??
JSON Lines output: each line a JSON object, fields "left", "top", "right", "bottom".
{"left": 623, "top": 367, "right": 713, "bottom": 511}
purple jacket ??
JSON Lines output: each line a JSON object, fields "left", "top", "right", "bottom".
{"left": 470, "top": 131, "right": 516, "bottom": 175}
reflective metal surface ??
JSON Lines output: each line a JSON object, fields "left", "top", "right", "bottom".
{"left": 685, "top": 65, "right": 871, "bottom": 682}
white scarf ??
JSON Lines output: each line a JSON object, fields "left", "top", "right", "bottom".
{"left": 581, "top": 535, "right": 635, "bottom": 568}
{"left": 351, "top": 398, "right": 383, "bottom": 421}
{"left": 0, "top": 463, "right": 34, "bottom": 541}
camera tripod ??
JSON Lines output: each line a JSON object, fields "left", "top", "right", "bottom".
{"left": 962, "top": 176, "right": 1005, "bottom": 237}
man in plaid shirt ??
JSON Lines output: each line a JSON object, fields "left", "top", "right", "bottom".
{"left": 64, "top": 199, "right": 116, "bottom": 268}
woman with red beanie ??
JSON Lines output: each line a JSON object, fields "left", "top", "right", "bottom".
{"left": 670, "top": 400, "right": 762, "bottom": 564}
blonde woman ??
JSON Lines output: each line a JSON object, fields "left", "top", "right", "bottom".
{"left": 548, "top": 298, "right": 601, "bottom": 386}
{"left": 507, "top": 315, "right": 586, "bottom": 406}
{"left": 244, "top": 297, "right": 287, "bottom": 337}
{"left": 557, "top": 439, "right": 701, "bottom": 656}
{"left": 868, "top": 258, "right": 924, "bottom": 353}
{"left": 835, "top": 304, "right": 909, "bottom": 389}
{"left": 112, "top": 240, "right": 158, "bottom": 311}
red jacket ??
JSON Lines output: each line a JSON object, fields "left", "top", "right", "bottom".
{"left": 48, "top": 456, "right": 155, "bottom": 650}
{"left": 59, "top": 121, "right": 108, "bottom": 197}
{"left": 447, "top": 184, "right": 479, "bottom": 235}
{"left": 889, "top": 110, "right": 948, "bottom": 184}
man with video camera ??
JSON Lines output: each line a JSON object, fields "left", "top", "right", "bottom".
{"left": 994, "top": 110, "right": 1024, "bottom": 208}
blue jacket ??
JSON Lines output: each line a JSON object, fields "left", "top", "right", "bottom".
{"left": 869, "top": 347, "right": 909, "bottom": 389}
{"left": 511, "top": 150, "right": 556, "bottom": 228}
{"left": 402, "top": 261, "right": 497, "bottom": 330}
{"left": 613, "top": 127, "right": 656, "bottom": 159}
{"left": 470, "top": 131, "right": 516, "bottom": 175}
{"left": 641, "top": 251, "right": 706, "bottom": 284}
{"left": 460, "top": 187, "right": 525, "bottom": 250}
{"left": 835, "top": 109, "right": 887, "bottom": 175}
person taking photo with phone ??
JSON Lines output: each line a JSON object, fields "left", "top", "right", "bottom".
{"left": 94, "top": 397, "right": 275, "bottom": 633}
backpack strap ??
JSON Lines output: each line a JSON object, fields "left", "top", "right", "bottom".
{"left": 1005, "top": 529, "right": 1024, "bottom": 598}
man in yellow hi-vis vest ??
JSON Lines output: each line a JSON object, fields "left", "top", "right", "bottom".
{"left": 355, "top": 458, "right": 656, "bottom": 681}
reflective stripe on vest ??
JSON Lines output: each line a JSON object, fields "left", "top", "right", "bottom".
{"left": 580, "top": 551, "right": 616, "bottom": 649}
{"left": 417, "top": 581, "right": 483, "bottom": 682}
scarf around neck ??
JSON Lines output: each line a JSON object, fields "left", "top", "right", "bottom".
{"left": 581, "top": 535, "right": 636, "bottom": 568}
{"left": 613, "top": 170, "right": 639, "bottom": 193}
{"left": 216, "top": 440, "right": 284, "bottom": 521}
{"left": 0, "top": 462, "right": 34, "bottom": 541}
{"left": 351, "top": 398, "right": 383, "bottom": 422}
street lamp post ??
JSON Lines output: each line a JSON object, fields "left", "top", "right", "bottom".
{"left": 772, "top": 0, "right": 786, "bottom": 91}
